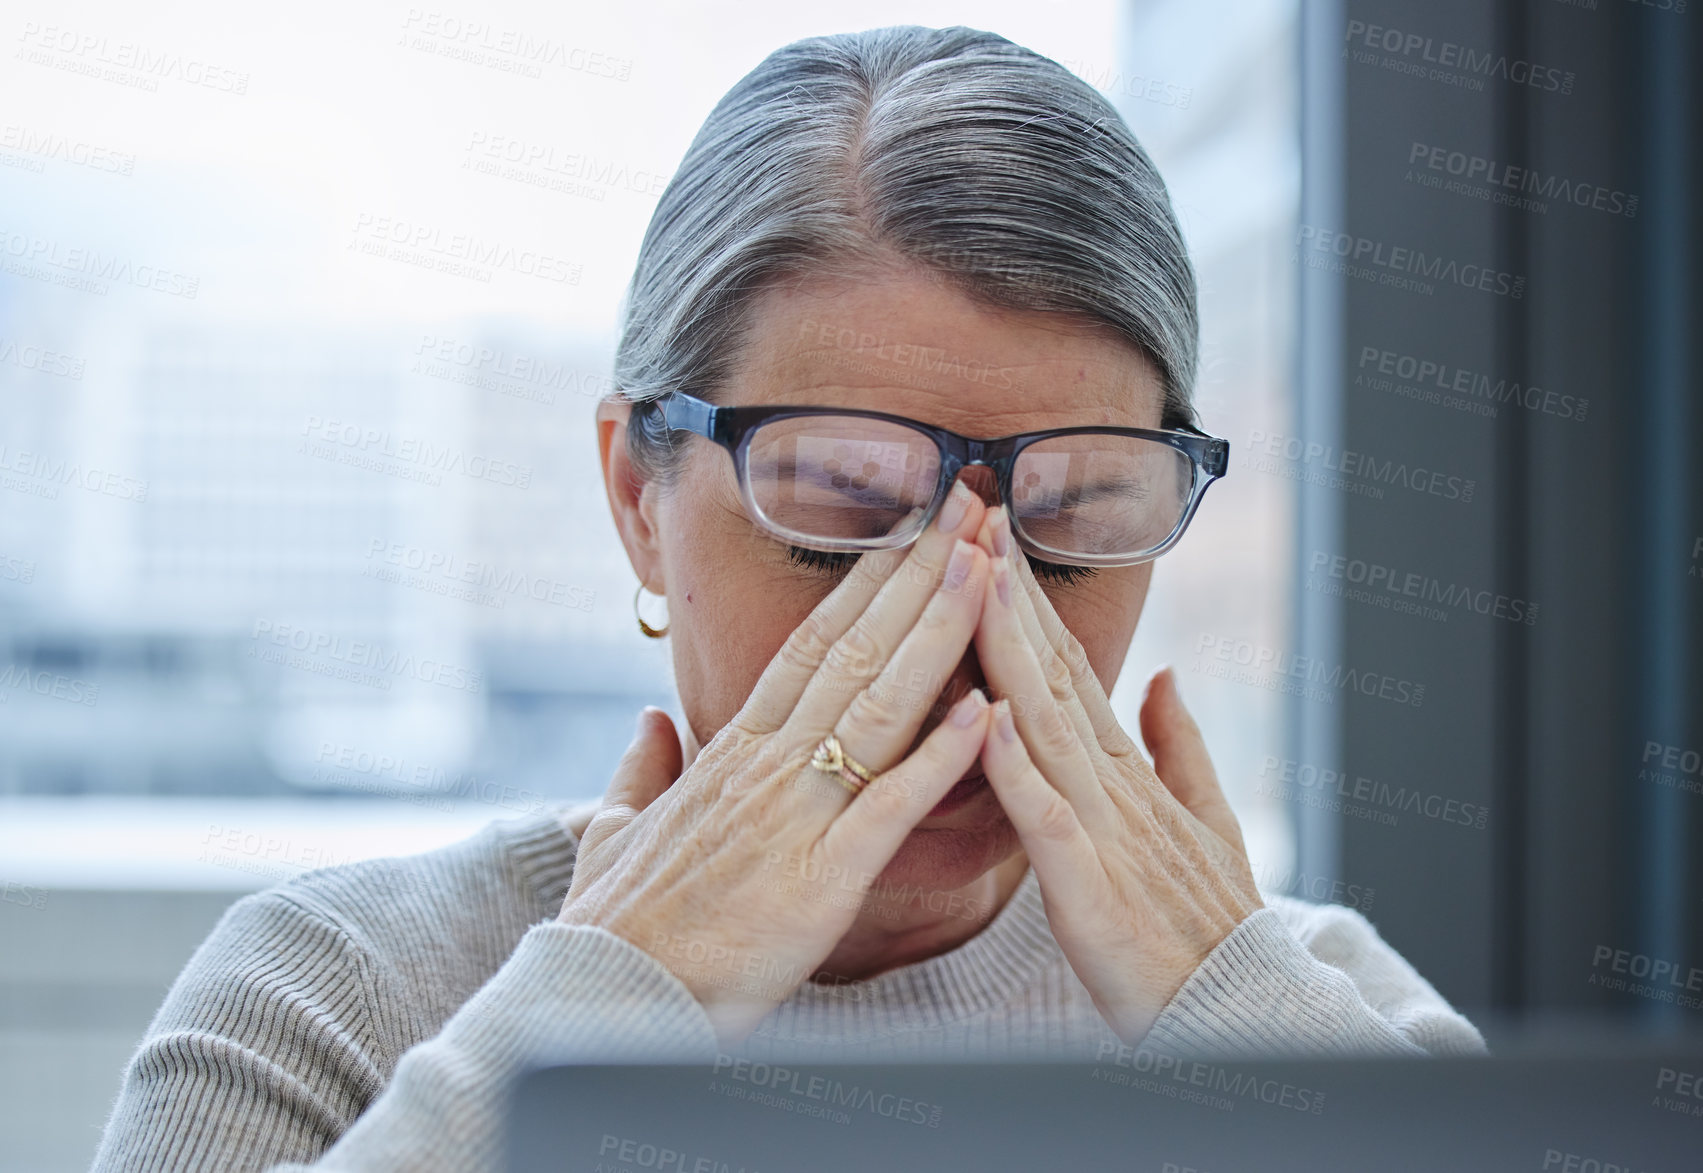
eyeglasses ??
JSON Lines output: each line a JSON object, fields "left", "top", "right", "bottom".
{"left": 646, "top": 390, "right": 1229, "bottom": 567}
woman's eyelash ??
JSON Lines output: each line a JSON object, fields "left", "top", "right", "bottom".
{"left": 783, "top": 546, "right": 1098, "bottom": 585}
{"left": 784, "top": 546, "right": 860, "bottom": 576}
{"left": 1028, "top": 558, "right": 1098, "bottom": 586}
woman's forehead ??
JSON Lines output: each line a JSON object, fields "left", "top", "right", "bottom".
{"left": 724, "top": 271, "right": 1165, "bottom": 433}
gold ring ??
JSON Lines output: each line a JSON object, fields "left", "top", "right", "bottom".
{"left": 809, "top": 734, "right": 875, "bottom": 795}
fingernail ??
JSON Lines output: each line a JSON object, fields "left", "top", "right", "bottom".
{"left": 943, "top": 539, "right": 973, "bottom": 591}
{"left": 990, "top": 505, "right": 1011, "bottom": 558}
{"left": 951, "top": 688, "right": 986, "bottom": 727}
{"left": 937, "top": 481, "right": 973, "bottom": 533}
{"left": 994, "top": 559, "right": 1012, "bottom": 607}
{"left": 996, "top": 702, "right": 1017, "bottom": 743}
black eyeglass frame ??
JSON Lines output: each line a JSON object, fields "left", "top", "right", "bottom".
{"left": 648, "top": 390, "right": 1230, "bottom": 567}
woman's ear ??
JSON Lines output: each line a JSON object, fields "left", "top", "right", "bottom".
{"left": 596, "top": 397, "right": 667, "bottom": 591}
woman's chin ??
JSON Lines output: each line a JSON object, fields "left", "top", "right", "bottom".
{"left": 872, "top": 786, "right": 1021, "bottom": 894}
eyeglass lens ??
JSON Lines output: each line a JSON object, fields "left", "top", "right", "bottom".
{"left": 743, "top": 415, "right": 1192, "bottom": 558}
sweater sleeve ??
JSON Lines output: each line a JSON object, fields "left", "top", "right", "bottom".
{"left": 89, "top": 893, "right": 718, "bottom": 1173}
{"left": 1142, "top": 895, "right": 1487, "bottom": 1059}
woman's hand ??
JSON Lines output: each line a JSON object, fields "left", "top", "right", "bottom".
{"left": 969, "top": 505, "right": 1264, "bottom": 1046}
{"left": 559, "top": 484, "right": 995, "bottom": 1045}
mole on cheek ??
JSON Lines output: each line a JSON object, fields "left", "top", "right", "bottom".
{"left": 686, "top": 592, "right": 692, "bottom": 604}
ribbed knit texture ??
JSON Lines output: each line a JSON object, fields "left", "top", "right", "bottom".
{"left": 89, "top": 808, "right": 1485, "bottom": 1172}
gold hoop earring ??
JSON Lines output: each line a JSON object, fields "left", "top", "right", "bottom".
{"left": 633, "top": 584, "right": 669, "bottom": 638}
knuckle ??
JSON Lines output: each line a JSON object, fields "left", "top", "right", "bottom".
{"left": 1059, "top": 629, "right": 1090, "bottom": 674}
{"left": 1036, "top": 700, "right": 1079, "bottom": 755}
{"left": 915, "top": 595, "right": 957, "bottom": 635}
{"left": 842, "top": 687, "right": 908, "bottom": 743}
{"left": 780, "top": 611, "right": 836, "bottom": 672}
{"left": 1035, "top": 793, "right": 1079, "bottom": 843}
{"left": 1041, "top": 648, "right": 1074, "bottom": 698}
{"left": 825, "top": 619, "right": 884, "bottom": 680}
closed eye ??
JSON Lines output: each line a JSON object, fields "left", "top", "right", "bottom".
{"left": 784, "top": 545, "right": 1097, "bottom": 585}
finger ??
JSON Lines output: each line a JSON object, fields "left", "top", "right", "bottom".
{"left": 825, "top": 688, "right": 990, "bottom": 874}
{"left": 825, "top": 540, "right": 989, "bottom": 779}
{"left": 579, "top": 707, "right": 684, "bottom": 857}
{"left": 786, "top": 480, "right": 987, "bottom": 735}
{"left": 995, "top": 506, "right": 1139, "bottom": 759}
{"left": 731, "top": 541, "right": 909, "bottom": 736}
{"left": 973, "top": 546, "right": 1115, "bottom": 833}
{"left": 1138, "top": 666, "right": 1245, "bottom": 852}
{"left": 974, "top": 506, "right": 1107, "bottom": 759}
{"left": 976, "top": 699, "right": 1104, "bottom": 893}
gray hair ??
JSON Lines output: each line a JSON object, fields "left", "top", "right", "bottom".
{"left": 615, "top": 25, "right": 1199, "bottom": 484}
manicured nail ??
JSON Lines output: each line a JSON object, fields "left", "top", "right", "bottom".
{"left": 990, "top": 505, "right": 1011, "bottom": 558}
{"left": 951, "top": 687, "right": 987, "bottom": 727}
{"left": 996, "top": 701, "right": 1017, "bottom": 742}
{"left": 994, "top": 559, "right": 1012, "bottom": 607}
{"left": 937, "top": 481, "right": 973, "bottom": 533}
{"left": 943, "top": 539, "right": 973, "bottom": 591}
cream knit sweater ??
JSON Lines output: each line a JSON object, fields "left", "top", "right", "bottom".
{"left": 89, "top": 809, "right": 1485, "bottom": 1172}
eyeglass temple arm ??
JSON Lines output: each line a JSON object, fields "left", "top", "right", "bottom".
{"left": 654, "top": 392, "right": 723, "bottom": 443}
{"left": 1172, "top": 421, "right": 1231, "bottom": 479}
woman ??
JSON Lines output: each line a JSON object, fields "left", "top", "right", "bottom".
{"left": 93, "top": 25, "right": 1483, "bottom": 1173}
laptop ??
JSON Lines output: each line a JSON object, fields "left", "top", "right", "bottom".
{"left": 508, "top": 1042, "right": 1703, "bottom": 1172}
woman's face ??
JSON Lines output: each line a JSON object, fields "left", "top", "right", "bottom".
{"left": 600, "top": 268, "right": 1163, "bottom": 893}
